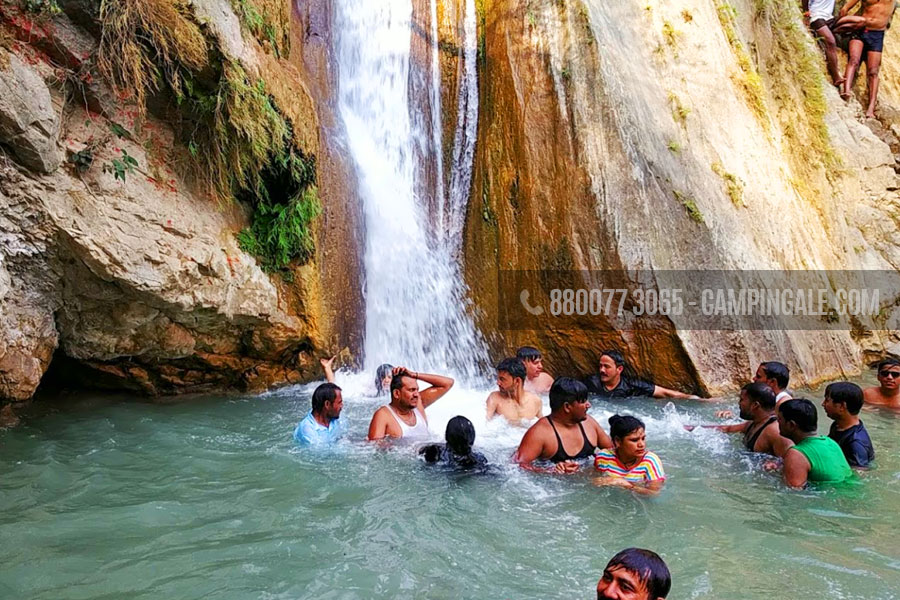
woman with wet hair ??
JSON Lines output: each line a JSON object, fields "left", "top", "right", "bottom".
{"left": 593, "top": 415, "right": 666, "bottom": 495}
{"left": 419, "top": 416, "right": 488, "bottom": 470}
{"left": 320, "top": 356, "right": 394, "bottom": 397}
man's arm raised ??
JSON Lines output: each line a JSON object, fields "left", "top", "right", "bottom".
{"left": 410, "top": 369, "right": 455, "bottom": 408}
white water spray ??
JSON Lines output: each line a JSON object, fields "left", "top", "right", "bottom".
{"left": 335, "top": 0, "right": 487, "bottom": 379}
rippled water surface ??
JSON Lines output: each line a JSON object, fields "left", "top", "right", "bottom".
{"left": 2, "top": 374, "right": 899, "bottom": 599}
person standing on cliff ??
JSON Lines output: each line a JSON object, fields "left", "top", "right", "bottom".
{"left": 516, "top": 346, "right": 555, "bottom": 394}
{"left": 583, "top": 350, "right": 698, "bottom": 399}
{"left": 803, "top": 0, "right": 844, "bottom": 87}
{"left": 863, "top": 358, "right": 900, "bottom": 408}
{"left": 294, "top": 382, "right": 345, "bottom": 446}
{"left": 367, "top": 367, "right": 454, "bottom": 442}
{"left": 486, "top": 357, "right": 543, "bottom": 425}
{"left": 834, "top": 0, "right": 896, "bottom": 117}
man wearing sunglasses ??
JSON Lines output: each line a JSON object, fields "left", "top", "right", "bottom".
{"left": 863, "top": 358, "right": 900, "bottom": 408}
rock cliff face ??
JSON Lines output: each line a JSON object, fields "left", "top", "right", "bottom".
{"left": 0, "top": 0, "right": 362, "bottom": 415}
{"left": 463, "top": 0, "right": 900, "bottom": 394}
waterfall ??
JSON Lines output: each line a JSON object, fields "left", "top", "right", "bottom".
{"left": 334, "top": 0, "right": 487, "bottom": 379}
{"left": 445, "top": 0, "right": 478, "bottom": 255}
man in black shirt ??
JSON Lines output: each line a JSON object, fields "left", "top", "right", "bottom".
{"left": 583, "top": 350, "right": 698, "bottom": 399}
{"left": 823, "top": 381, "right": 875, "bottom": 468}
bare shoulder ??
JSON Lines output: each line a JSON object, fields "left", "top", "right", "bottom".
{"left": 863, "top": 386, "right": 883, "bottom": 404}
{"left": 486, "top": 391, "right": 502, "bottom": 405}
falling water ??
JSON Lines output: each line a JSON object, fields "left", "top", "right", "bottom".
{"left": 334, "top": 0, "right": 487, "bottom": 378}
{"left": 445, "top": 0, "right": 479, "bottom": 255}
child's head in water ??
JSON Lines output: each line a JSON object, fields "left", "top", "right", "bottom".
{"left": 445, "top": 416, "right": 476, "bottom": 456}
{"left": 375, "top": 364, "right": 394, "bottom": 396}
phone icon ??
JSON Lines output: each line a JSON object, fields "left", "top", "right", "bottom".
{"left": 520, "top": 290, "right": 544, "bottom": 315}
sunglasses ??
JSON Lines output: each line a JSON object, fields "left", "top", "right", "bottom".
{"left": 878, "top": 370, "right": 900, "bottom": 378}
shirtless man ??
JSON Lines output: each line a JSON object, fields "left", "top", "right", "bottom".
{"left": 863, "top": 358, "right": 900, "bottom": 408}
{"left": 486, "top": 357, "right": 543, "bottom": 425}
{"left": 687, "top": 383, "right": 792, "bottom": 457}
{"left": 367, "top": 367, "right": 454, "bottom": 442}
{"left": 834, "top": 0, "right": 896, "bottom": 117}
{"left": 514, "top": 377, "right": 613, "bottom": 473}
{"left": 516, "top": 346, "right": 554, "bottom": 394}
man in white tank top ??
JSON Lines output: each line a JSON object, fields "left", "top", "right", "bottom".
{"left": 367, "top": 366, "right": 455, "bottom": 443}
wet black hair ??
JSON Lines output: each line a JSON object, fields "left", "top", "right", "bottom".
{"left": 549, "top": 377, "right": 588, "bottom": 411}
{"left": 516, "top": 346, "right": 542, "bottom": 362}
{"left": 390, "top": 371, "right": 414, "bottom": 396}
{"left": 876, "top": 357, "right": 900, "bottom": 371}
{"left": 496, "top": 357, "right": 526, "bottom": 381}
{"left": 608, "top": 414, "right": 645, "bottom": 441}
{"left": 600, "top": 349, "right": 641, "bottom": 381}
{"left": 445, "top": 415, "right": 476, "bottom": 456}
{"left": 824, "top": 381, "right": 864, "bottom": 415}
{"left": 779, "top": 398, "right": 817, "bottom": 433}
{"left": 311, "top": 382, "right": 341, "bottom": 413}
{"left": 742, "top": 382, "right": 776, "bottom": 411}
{"left": 760, "top": 361, "right": 790, "bottom": 389}
{"left": 375, "top": 363, "right": 394, "bottom": 396}
{"left": 603, "top": 548, "right": 671, "bottom": 599}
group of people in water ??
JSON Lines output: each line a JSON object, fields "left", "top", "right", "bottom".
{"left": 807, "top": 0, "right": 896, "bottom": 118}
{"left": 294, "top": 346, "right": 894, "bottom": 491}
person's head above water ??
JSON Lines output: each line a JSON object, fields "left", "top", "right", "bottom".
{"left": 875, "top": 358, "right": 900, "bottom": 392}
{"left": 777, "top": 398, "right": 817, "bottom": 442}
{"left": 823, "top": 381, "right": 864, "bottom": 419}
{"left": 311, "top": 382, "right": 343, "bottom": 421}
{"left": 390, "top": 370, "right": 419, "bottom": 410}
{"left": 445, "top": 415, "right": 476, "bottom": 456}
{"left": 598, "top": 349, "right": 628, "bottom": 386}
{"left": 755, "top": 361, "right": 789, "bottom": 392}
{"left": 549, "top": 377, "right": 591, "bottom": 422}
{"left": 739, "top": 382, "right": 776, "bottom": 420}
{"left": 516, "top": 346, "right": 543, "bottom": 379}
{"left": 375, "top": 363, "right": 394, "bottom": 396}
{"left": 496, "top": 357, "right": 526, "bottom": 395}
{"left": 608, "top": 415, "right": 646, "bottom": 462}
{"left": 597, "top": 547, "right": 671, "bottom": 600}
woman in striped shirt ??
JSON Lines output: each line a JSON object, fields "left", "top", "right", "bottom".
{"left": 594, "top": 415, "right": 666, "bottom": 495}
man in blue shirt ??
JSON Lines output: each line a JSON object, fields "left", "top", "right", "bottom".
{"left": 294, "top": 382, "right": 344, "bottom": 445}
{"left": 823, "top": 381, "right": 875, "bottom": 468}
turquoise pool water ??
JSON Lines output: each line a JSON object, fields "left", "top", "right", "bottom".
{"left": 1, "top": 374, "right": 898, "bottom": 599}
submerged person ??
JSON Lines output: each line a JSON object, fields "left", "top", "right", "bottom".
{"left": 583, "top": 350, "right": 698, "bottom": 400}
{"left": 863, "top": 358, "right": 900, "bottom": 408}
{"left": 516, "top": 346, "right": 555, "bottom": 394}
{"left": 486, "top": 357, "right": 543, "bottom": 425}
{"left": 367, "top": 367, "right": 454, "bottom": 442}
{"left": 596, "top": 548, "right": 671, "bottom": 600}
{"left": 294, "top": 382, "right": 344, "bottom": 446}
{"left": 823, "top": 381, "right": 875, "bottom": 468}
{"left": 514, "top": 377, "right": 613, "bottom": 473}
{"left": 419, "top": 415, "right": 488, "bottom": 470}
{"left": 594, "top": 415, "right": 666, "bottom": 495}
{"left": 835, "top": 0, "right": 896, "bottom": 117}
{"left": 321, "top": 355, "right": 394, "bottom": 397}
{"left": 690, "top": 383, "right": 791, "bottom": 457}
{"left": 805, "top": 0, "right": 844, "bottom": 86}
{"left": 775, "top": 398, "right": 853, "bottom": 487}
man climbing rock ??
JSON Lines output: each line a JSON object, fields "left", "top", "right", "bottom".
{"left": 834, "top": 0, "right": 897, "bottom": 117}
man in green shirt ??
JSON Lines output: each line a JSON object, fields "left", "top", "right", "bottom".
{"left": 776, "top": 398, "right": 852, "bottom": 488}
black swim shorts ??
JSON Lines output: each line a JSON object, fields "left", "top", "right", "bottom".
{"left": 810, "top": 17, "right": 834, "bottom": 31}
{"left": 853, "top": 29, "right": 886, "bottom": 53}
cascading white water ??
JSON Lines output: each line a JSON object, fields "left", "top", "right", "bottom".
{"left": 445, "top": 0, "right": 478, "bottom": 255}
{"left": 335, "top": 0, "right": 487, "bottom": 378}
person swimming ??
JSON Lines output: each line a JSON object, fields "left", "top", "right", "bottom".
{"left": 593, "top": 414, "right": 666, "bottom": 495}
{"left": 320, "top": 356, "right": 394, "bottom": 397}
{"left": 420, "top": 416, "right": 488, "bottom": 470}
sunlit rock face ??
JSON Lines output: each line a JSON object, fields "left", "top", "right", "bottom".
{"left": 0, "top": 0, "right": 364, "bottom": 406}
{"left": 463, "top": 0, "right": 900, "bottom": 394}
